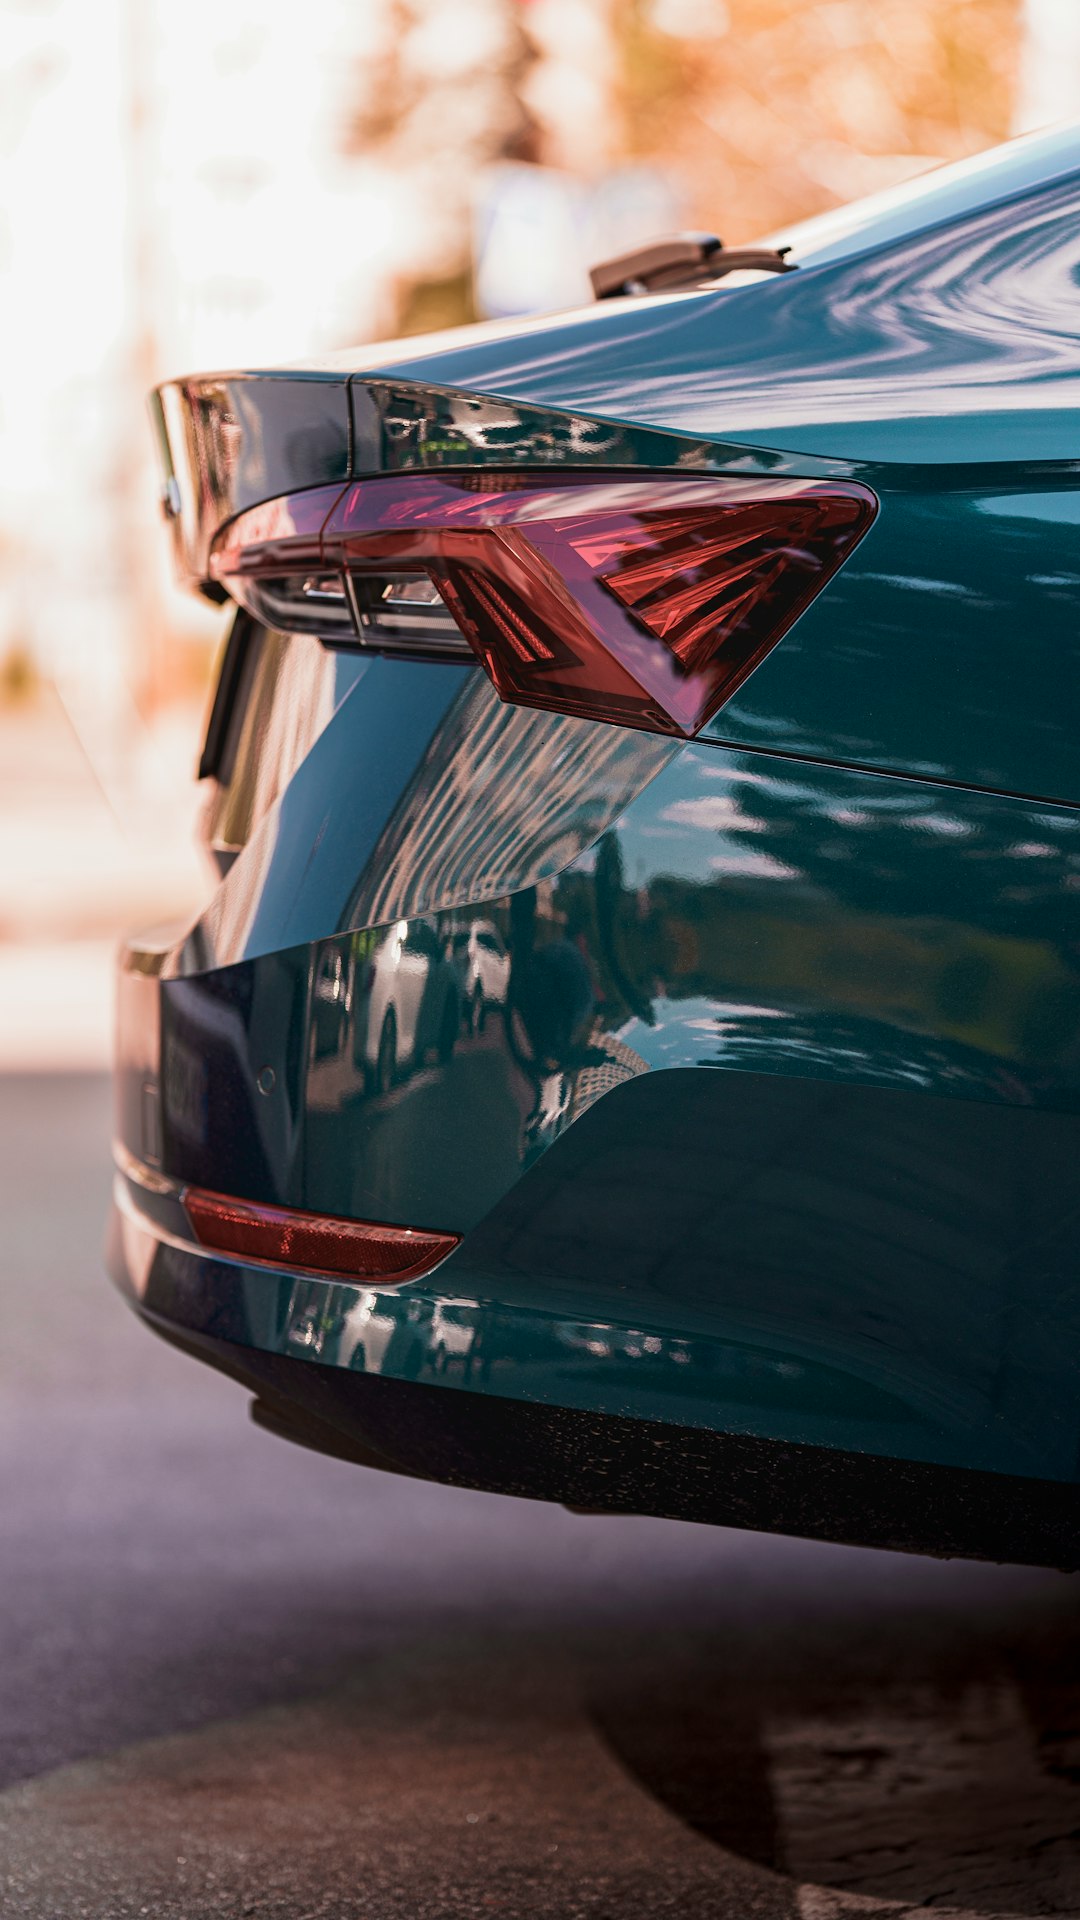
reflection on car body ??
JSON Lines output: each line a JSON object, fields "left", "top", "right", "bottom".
{"left": 449, "top": 917, "right": 510, "bottom": 1033}
{"left": 430, "top": 1301, "right": 479, "bottom": 1376}
{"left": 338, "top": 1292, "right": 398, "bottom": 1374}
{"left": 311, "top": 945, "right": 351, "bottom": 1062}
{"left": 354, "top": 917, "right": 461, "bottom": 1095}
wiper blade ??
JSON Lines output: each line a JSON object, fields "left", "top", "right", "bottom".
{"left": 590, "top": 231, "right": 794, "bottom": 300}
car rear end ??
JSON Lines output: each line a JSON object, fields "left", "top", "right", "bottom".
{"left": 111, "top": 126, "right": 1080, "bottom": 1565}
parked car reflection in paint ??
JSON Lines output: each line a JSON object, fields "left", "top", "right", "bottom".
{"left": 353, "top": 917, "right": 461, "bottom": 1095}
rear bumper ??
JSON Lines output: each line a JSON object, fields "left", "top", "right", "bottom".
{"left": 109, "top": 668, "right": 1080, "bottom": 1561}
{"left": 108, "top": 1176, "right": 1080, "bottom": 1567}
{"left": 111, "top": 877, "right": 1080, "bottom": 1523}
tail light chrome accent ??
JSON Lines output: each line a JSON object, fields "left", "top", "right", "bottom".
{"left": 210, "top": 473, "right": 876, "bottom": 738}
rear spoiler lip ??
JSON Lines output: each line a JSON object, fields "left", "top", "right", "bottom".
{"left": 150, "top": 369, "right": 352, "bottom": 594}
{"left": 151, "top": 364, "right": 860, "bottom": 601}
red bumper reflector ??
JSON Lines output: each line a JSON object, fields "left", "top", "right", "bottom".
{"left": 212, "top": 472, "right": 876, "bottom": 738}
{"left": 183, "top": 1187, "right": 458, "bottom": 1283}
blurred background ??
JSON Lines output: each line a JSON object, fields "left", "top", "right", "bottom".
{"left": 0, "top": 0, "right": 1074, "bottom": 1066}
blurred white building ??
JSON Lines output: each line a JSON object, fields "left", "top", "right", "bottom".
{"left": 0, "top": 0, "right": 525, "bottom": 797}
{"left": 1014, "top": 0, "right": 1080, "bottom": 132}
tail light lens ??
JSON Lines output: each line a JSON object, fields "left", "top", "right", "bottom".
{"left": 210, "top": 473, "right": 875, "bottom": 738}
{"left": 184, "top": 1185, "right": 458, "bottom": 1283}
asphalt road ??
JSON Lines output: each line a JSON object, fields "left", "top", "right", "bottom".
{"left": 4, "top": 1073, "right": 1080, "bottom": 1917}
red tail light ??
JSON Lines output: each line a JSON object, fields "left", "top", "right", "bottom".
{"left": 211, "top": 473, "right": 876, "bottom": 738}
{"left": 184, "top": 1186, "right": 458, "bottom": 1283}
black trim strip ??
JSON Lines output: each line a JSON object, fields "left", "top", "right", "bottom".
{"left": 198, "top": 611, "right": 256, "bottom": 784}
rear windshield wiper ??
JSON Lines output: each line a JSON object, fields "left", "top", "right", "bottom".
{"left": 590, "top": 231, "right": 794, "bottom": 300}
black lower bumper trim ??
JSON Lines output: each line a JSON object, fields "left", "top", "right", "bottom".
{"left": 144, "top": 1311, "right": 1080, "bottom": 1569}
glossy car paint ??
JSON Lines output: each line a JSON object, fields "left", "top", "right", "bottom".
{"left": 116, "top": 683, "right": 1080, "bottom": 1478}
{"left": 115, "top": 127, "right": 1080, "bottom": 1558}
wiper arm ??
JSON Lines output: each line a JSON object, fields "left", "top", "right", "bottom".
{"left": 590, "top": 231, "right": 794, "bottom": 300}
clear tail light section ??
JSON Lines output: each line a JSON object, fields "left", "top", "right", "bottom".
{"left": 210, "top": 473, "right": 876, "bottom": 738}
{"left": 208, "top": 484, "right": 359, "bottom": 641}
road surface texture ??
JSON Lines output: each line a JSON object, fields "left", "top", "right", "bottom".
{"left": 3, "top": 1071, "right": 1080, "bottom": 1918}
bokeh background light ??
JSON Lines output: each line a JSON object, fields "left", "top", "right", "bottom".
{"left": 0, "top": 0, "right": 1071, "bottom": 1064}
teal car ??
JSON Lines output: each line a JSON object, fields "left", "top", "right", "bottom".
{"left": 111, "top": 124, "right": 1080, "bottom": 1566}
